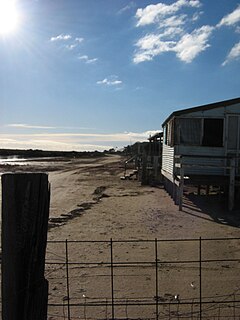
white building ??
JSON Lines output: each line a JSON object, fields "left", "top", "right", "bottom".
{"left": 161, "top": 97, "right": 240, "bottom": 210}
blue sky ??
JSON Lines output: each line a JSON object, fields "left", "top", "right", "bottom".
{"left": 0, "top": 0, "right": 239, "bottom": 151}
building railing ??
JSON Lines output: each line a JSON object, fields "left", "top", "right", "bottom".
{"left": 174, "top": 155, "right": 239, "bottom": 211}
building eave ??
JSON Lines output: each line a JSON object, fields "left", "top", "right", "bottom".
{"left": 161, "top": 97, "right": 240, "bottom": 128}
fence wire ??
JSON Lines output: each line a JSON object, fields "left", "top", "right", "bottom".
{"left": 45, "top": 237, "right": 240, "bottom": 320}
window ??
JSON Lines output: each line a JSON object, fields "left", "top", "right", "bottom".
{"left": 174, "top": 118, "right": 201, "bottom": 145}
{"left": 173, "top": 117, "right": 224, "bottom": 147}
{"left": 167, "top": 119, "right": 174, "bottom": 146}
{"left": 164, "top": 118, "right": 224, "bottom": 147}
{"left": 164, "top": 125, "right": 168, "bottom": 145}
{"left": 163, "top": 120, "right": 174, "bottom": 146}
{"left": 202, "top": 119, "right": 223, "bottom": 147}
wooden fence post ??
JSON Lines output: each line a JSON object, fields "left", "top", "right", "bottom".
{"left": 1, "top": 173, "right": 50, "bottom": 320}
{"left": 229, "top": 158, "right": 235, "bottom": 211}
{"left": 141, "top": 154, "right": 148, "bottom": 185}
{"left": 179, "top": 163, "right": 184, "bottom": 211}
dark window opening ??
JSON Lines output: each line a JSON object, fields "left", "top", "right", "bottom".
{"left": 202, "top": 118, "right": 223, "bottom": 147}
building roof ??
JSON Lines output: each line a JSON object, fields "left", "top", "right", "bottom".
{"left": 162, "top": 97, "right": 240, "bottom": 127}
{"left": 148, "top": 132, "right": 163, "bottom": 141}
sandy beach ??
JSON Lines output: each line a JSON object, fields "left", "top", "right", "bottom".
{"left": 1, "top": 154, "right": 240, "bottom": 319}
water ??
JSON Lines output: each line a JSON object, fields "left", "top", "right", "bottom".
{"left": 0, "top": 156, "right": 58, "bottom": 166}
{"left": 0, "top": 156, "right": 29, "bottom": 166}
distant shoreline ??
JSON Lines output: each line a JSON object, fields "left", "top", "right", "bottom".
{"left": 0, "top": 148, "right": 112, "bottom": 159}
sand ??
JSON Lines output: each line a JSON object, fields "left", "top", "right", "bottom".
{"left": 1, "top": 154, "right": 240, "bottom": 319}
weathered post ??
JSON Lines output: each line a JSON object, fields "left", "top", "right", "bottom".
{"left": 179, "top": 162, "right": 184, "bottom": 211}
{"left": 229, "top": 158, "right": 235, "bottom": 211}
{"left": 2, "top": 173, "right": 50, "bottom": 320}
{"left": 141, "top": 153, "right": 148, "bottom": 185}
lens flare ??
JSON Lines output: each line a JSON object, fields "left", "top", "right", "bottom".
{"left": 0, "top": 0, "right": 19, "bottom": 35}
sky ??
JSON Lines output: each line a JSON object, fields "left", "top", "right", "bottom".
{"left": 0, "top": 0, "right": 239, "bottom": 152}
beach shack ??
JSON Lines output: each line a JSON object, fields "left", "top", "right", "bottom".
{"left": 161, "top": 97, "right": 240, "bottom": 210}
{"left": 122, "top": 133, "right": 163, "bottom": 184}
{"left": 142, "top": 132, "right": 163, "bottom": 184}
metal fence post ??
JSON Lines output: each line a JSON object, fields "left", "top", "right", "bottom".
{"left": 233, "top": 293, "right": 236, "bottom": 320}
{"left": 199, "top": 237, "right": 202, "bottom": 320}
{"left": 65, "top": 239, "right": 71, "bottom": 320}
{"left": 110, "top": 238, "right": 115, "bottom": 320}
{"left": 155, "top": 238, "right": 159, "bottom": 320}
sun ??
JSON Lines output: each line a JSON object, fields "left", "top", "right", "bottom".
{"left": 0, "top": 0, "right": 19, "bottom": 35}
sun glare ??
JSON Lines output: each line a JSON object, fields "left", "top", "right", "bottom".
{"left": 0, "top": 0, "right": 19, "bottom": 35}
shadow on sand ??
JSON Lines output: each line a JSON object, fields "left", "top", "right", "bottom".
{"left": 182, "top": 192, "right": 240, "bottom": 228}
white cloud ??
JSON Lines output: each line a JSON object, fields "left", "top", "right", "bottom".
{"left": 174, "top": 25, "right": 213, "bottom": 63}
{"left": 159, "top": 14, "right": 186, "bottom": 29}
{"left": 50, "top": 34, "right": 72, "bottom": 41}
{"left": 133, "top": 25, "right": 213, "bottom": 64}
{"left": 217, "top": 5, "right": 240, "bottom": 27}
{"left": 136, "top": 34, "right": 173, "bottom": 50}
{"left": 78, "top": 55, "right": 98, "bottom": 64}
{"left": 65, "top": 44, "right": 77, "bottom": 50}
{"left": 133, "top": 1, "right": 216, "bottom": 64}
{"left": 0, "top": 130, "right": 159, "bottom": 151}
{"left": 64, "top": 37, "right": 84, "bottom": 50}
{"left": 133, "top": 34, "right": 176, "bottom": 63}
{"left": 97, "top": 78, "right": 122, "bottom": 86}
{"left": 136, "top": 3, "right": 174, "bottom": 27}
{"left": 192, "top": 11, "right": 203, "bottom": 22}
{"left": 118, "top": 1, "right": 136, "bottom": 14}
{"left": 222, "top": 42, "right": 240, "bottom": 66}
{"left": 75, "top": 37, "right": 84, "bottom": 43}
{"left": 157, "top": 14, "right": 187, "bottom": 39}
{"left": 0, "top": 137, "right": 111, "bottom": 152}
{"left": 6, "top": 123, "right": 95, "bottom": 130}
{"left": 136, "top": 0, "right": 201, "bottom": 27}
{"left": 125, "top": 130, "right": 160, "bottom": 139}
{"left": 97, "top": 76, "right": 123, "bottom": 86}
{"left": 6, "top": 124, "right": 56, "bottom": 129}
{"left": 50, "top": 35, "right": 84, "bottom": 53}
{"left": 161, "top": 26, "right": 184, "bottom": 39}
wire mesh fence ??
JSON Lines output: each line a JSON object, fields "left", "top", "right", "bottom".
{"left": 45, "top": 237, "right": 240, "bottom": 320}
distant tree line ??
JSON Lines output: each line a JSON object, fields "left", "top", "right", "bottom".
{"left": 0, "top": 149, "right": 106, "bottom": 158}
{"left": 0, "top": 143, "right": 152, "bottom": 159}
